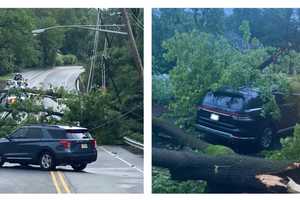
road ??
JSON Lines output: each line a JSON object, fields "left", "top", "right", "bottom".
{"left": 0, "top": 67, "right": 144, "bottom": 193}
{"left": 22, "top": 66, "right": 84, "bottom": 111}
{"left": 21, "top": 66, "right": 84, "bottom": 91}
{"left": 0, "top": 146, "right": 143, "bottom": 193}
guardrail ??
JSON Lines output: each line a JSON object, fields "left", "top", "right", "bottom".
{"left": 123, "top": 136, "right": 143, "bottom": 151}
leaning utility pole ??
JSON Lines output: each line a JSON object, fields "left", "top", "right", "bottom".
{"left": 121, "top": 8, "right": 144, "bottom": 79}
{"left": 87, "top": 9, "right": 101, "bottom": 92}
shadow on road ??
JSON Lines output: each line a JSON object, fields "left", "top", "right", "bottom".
{"left": 1, "top": 164, "right": 88, "bottom": 173}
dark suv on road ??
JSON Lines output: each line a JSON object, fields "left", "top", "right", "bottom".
{"left": 195, "top": 87, "right": 299, "bottom": 149}
{"left": 0, "top": 125, "right": 97, "bottom": 171}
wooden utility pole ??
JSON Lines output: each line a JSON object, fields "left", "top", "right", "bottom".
{"left": 121, "top": 8, "right": 144, "bottom": 79}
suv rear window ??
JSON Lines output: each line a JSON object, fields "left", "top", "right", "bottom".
{"left": 202, "top": 92, "right": 245, "bottom": 112}
{"left": 47, "top": 129, "right": 91, "bottom": 139}
{"left": 66, "top": 130, "right": 92, "bottom": 139}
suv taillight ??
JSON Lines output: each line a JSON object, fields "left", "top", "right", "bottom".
{"left": 59, "top": 140, "right": 71, "bottom": 150}
{"left": 91, "top": 139, "right": 97, "bottom": 149}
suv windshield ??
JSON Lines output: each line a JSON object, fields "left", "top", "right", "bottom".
{"left": 202, "top": 92, "right": 245, "bottom": 112}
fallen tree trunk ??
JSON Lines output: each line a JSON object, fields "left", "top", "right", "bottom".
{"left": 153, "top": 148, "right": 300, "bottom": 193}
{"left": 153, "top": 117, "right": 210, "bottom": 150}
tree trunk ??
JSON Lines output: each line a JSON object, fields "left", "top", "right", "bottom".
{"left": 153, "top": 117, "right": 210, "bottom": 150}
{"left": 153, "top": 148, "right": 300, "bottom": 193}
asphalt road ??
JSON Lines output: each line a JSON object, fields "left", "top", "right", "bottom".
{"left": 22, "top": 66, "right": 84, "bottom": 91}
{"left": 22, "top": 66, "right": 84, "bottom": 111}
{"left": 0, "top": 145, "right": 143, "bottom": 193}
{"left": 0, "top": 67, "right": 144, "bottom": 193}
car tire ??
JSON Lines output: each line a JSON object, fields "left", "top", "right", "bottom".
{"left": 20, "top": 163, "right": 29, "bottom": 167}
{"left": 258, "top": 127, "right": 274, "bottom": 149}
{"left": 71, "top": 163, "right": 87, "bottom": 171}
{"left": 0, "top": 155, "right": 5, "bottom": 167}
{"left": 39, "top": 152, "right": 56, "bottom": 171}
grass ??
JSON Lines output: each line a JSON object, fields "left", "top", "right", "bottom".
{"left": 0, "top": 73, "right": 12, "bottom": 81}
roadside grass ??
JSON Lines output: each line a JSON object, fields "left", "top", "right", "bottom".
{"left": 0, "top": 73, "right": 12, "bottom": 81}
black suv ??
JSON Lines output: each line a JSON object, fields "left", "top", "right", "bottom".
{"left": 0, "top": 125, "right": 97, "bottom": 171}
{"left": 195, "top": 87, "right": 299, "bottom": 149}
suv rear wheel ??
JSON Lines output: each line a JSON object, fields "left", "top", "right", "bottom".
{"left": 258, "top": 127, "right": 273, "bottom": 149}
{"left": 71, "top": 163, "right": 87, "bottom": 171}
{"left": 0, "top": 155, "right": 4, "bottom": 167}
{"left": 40, "top": 152, "right": 55, "bottom": 170}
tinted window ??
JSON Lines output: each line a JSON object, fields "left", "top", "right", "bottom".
{"left": 202, "top": 92, "right": 244, "bottom": 112}
{"left": 10, "top": 128, "right": 27, "bottom": 139}
{"left": 66, "top": 131, "right": 92, "bottom": 139}
{"left": 47, "top": 129, "right": 67, "bottom": 139}
{"left": 245, "top": 97, "right": 263, "bottom": 109}
{"left": 26, "top": 128, "right": 43, "bottom": 139}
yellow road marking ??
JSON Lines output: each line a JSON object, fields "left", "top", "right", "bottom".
{"left": 50, "top": 171, "right": 61, "bottom": 193}
{"left": 57, "top": 171, "right": 71, "bottom": 193}
{"left": 50, "top": 171, "right": 71, "bottom": 193}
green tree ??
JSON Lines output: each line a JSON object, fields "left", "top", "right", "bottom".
{"left": 162, "top": 31, "right": 290, "bottom": 127}
{"left": 36, "top": 16, "right": 65, "bottom": 66}
{"left": 0, "top": 9, "right": 40, "bottom": 74}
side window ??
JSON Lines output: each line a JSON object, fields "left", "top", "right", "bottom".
{"left": 26, "top": 128, "right": 43, "bottom": 139}
{"left": 10, "top": 128, "right": 28, "bottom": 139}
{"left": 47, "top": 129, "right": 67, "bottom": 139}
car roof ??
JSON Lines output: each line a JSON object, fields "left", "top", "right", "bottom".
{"left": 23, "top": 124, "right": 88, "bottom": 130}
{"left": 214, "top": 86, "right": 259, "bottom": 99}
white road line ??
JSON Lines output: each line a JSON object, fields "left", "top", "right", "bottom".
{"left": 98, "top": 146, "right": 143, "bottom": 174}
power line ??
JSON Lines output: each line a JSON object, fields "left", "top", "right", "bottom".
{"left": 90, "top": 105, "right": 141, "bottom": 131}
{"left": 129, "top": 11, "right": 144, "bottom": 30}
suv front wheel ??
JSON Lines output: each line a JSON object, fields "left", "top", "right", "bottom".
{"left": 258, "top": 127, "right": 273, "bottom": 149}
{"left": 40, "top": 152, "right": 56, "bottom": 170}
{"left": 71, "top": 163, "right": 87, "bottom": 171}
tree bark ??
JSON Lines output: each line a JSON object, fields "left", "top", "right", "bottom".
{"left": 153, "top": 117, "right": 210, "bottom": 150}
{"left": 153, "top": 148, "right": 300, "bottom": 193}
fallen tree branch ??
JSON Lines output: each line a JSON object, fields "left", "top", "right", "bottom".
{"left": 0, "top": 88, "right": 64, "bottom": 99}
{"left": 0, "top": 106, "right": 63, "bottom": 117}
{"left": 152, "top": 148, "right": 300, "bottom": 193}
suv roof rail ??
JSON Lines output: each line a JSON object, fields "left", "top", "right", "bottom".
{"left": 23, "top": 124, "right": 62, "bottom": 128}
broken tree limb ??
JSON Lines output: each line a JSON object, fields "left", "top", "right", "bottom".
{"left": 153, "top": 117, "right": 210, "bottom": 151}
{"left": 152, "top": 148, "right": 300, "bottom": 193}
{"left": 0, "top": 106, "right": 63, "bottom": 117}
{"left": 0, "top": 88, "right": 64, "bottom": 99}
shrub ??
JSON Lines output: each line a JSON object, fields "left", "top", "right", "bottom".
{"left": 268, "top": 124, "right": 300, "bottom": 161}
{"left": 55, "top": 54, "right": 64, "bottom": 66}
{"left": 152, "top": 167, "right": 207, "bottom": 193}
{"left": 63, "top": 54, "right": 77, "bottom": 65}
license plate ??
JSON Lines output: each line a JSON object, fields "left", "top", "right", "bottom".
{"left": 81, "top": 144, "right": 88, "bottom": 149}
{"left": 210, "top": 113, "right": 219, "bottom": 121}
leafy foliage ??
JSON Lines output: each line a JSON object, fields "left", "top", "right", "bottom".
{"left": 161, "top": 30, "right": 293, "bottom": 128}
{"left": 152, "top": 167, "right": 206, "bottom": 193}
{"left": 152, "top": 74, "right": 173, "bottom": 105}
{"left": 0, "top": 9, "right": 143, "bottom": 145}
{"left": 63, "top": 91, "right": 124, "bottom": 144}
{"left": 268, "top": 124, "right": 300, "bottom": 161}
